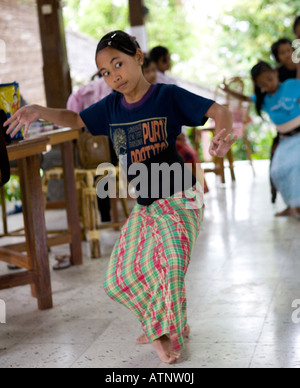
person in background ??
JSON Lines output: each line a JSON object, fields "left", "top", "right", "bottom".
{"left": 149, "top": 46, "right": 177, "bottom": 85}
{"left": 67, "top": 76, "right": 112, "bottom": 112}
{"left": 293, "top": 16, "right": 300, "bottom": 39}
{"left": 142, "top": 56, "right": 157, "bottom": 85}
{"left": 293, "top": 16, "right": 300, "bottom": 79}
{"left": 175, "top": 133, "right": 209, "bottom": 193}
{"left": 222, "top": 61, "right": 300, "bottom": 219}
{"left": 271, "top": 38, "right": 299, "bottom": 81}
{"left": 270, "top": 38, "right": 300, "bottom": 204}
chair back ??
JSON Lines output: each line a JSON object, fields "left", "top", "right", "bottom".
{"left": 0, "top": 110, "right": 10, "bottom": 187}
{"left": 219, "top": 77, "right": 252, "bottom": 138}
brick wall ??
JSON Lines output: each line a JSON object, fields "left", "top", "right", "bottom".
{"left": 0, "top": 0, "right": 46, "bottom": 105}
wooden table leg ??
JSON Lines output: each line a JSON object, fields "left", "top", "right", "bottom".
{"left": 0, "top": 187, "right": 8, "bottom": 235}
{"left": 18, "top": 156, "right": 53, "bottom": 310}
{"left": 61, "top": 141, "right": 82, "bottom": 266}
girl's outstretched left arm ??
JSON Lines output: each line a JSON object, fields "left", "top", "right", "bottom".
{"left": 205, "top": 102, "right": 237, "bottom": 158}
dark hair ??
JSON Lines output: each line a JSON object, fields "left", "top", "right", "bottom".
{"left": 250, "top": 61, "right": 274, "bottom": 117}
{"left": 142, "top": 56, "right": 155, "bottom": 70}
{"left": 271, "top": 38, "right": 293, "bottom": 62}
{"left": 293, "top": 16, "right": 300, "bottom": 33}
{"left": 95, "top": 30, "right": 140, "bottom": 62}
{"left": 149, "top": 46, "right": 169, "bottom": 64}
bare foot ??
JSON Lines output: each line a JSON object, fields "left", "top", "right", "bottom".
{"left": 275, "top": 207, "right": 300, "bottom": 219}
{"left": 290, "top": 208, "right": 300, "bottom": 219}
{"left": 152, "top": 335, "right": 180, "bottom": 364}
{"left": 275, "top": 207, "right": 292, "bottom": 217}
{"left": 136, "top": 324, "right": 190, "bottom": 345}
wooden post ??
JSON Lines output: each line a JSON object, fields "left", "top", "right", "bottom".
{"left": 36, "top": 0, "right": 72, "bottom": 108}
{"left": 128, "top": 0, "right": 144, "bottom": 26}
{"left": 128, "top": 0, "right": 148, "bottom": 52}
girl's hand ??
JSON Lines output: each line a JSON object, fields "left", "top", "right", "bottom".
{"left": 4, "top": 105, "right": 40, "bottom": 138}
{"left": 209, "top": 129, "right": 237, "bottom": 158}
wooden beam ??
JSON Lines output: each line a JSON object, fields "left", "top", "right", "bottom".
{"left": 0, "top": 271, "right": 36, "bottom": 290}
{"left": 36, "top": 0, "right": 72, "bottom": 108}
{"left": 3, "top": 232, "right": 72, "bottom": 253}
{"left": 0, "top": 247, "right": 30, "bottom": 269}
{"left": 128, "top": 0, "right": 148, "bottom": 52}
{"left": 128, "top": 0, "right": 145, "bottom": 26}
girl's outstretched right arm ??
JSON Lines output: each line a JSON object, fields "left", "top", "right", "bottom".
{"left": 5, "top": 104, "right": 85, "bottom": 138}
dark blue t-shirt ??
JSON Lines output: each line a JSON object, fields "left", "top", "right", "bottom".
{"left": 80, "top": 83, "right": 215, "bottom": 205}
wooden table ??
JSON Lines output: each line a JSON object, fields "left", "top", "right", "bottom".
{"left": 0, "top": 128, "right": 82, "bottom": 310}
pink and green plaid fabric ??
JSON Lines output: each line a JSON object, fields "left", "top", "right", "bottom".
{"left": 104, "top": 184, "right": 204, "bottom": 351}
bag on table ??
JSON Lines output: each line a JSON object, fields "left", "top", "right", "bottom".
{"left": 0, "top": 82, "right": 22, "bottom": 140}
{"left": 77, "top": 132, "right": 113, "bottom": 169}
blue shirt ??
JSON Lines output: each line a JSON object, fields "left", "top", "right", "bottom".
{"left": 80, "top": 84, "right": 214, "bottom": 165}
{"left": 80, "top": 83, "right": 215, "bottom": 206}
{"left": 250, "top": 79, "right": 300, "bottom": 125}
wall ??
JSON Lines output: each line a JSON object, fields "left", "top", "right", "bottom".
{"left": 0, "top": 0, "right": 46, "bottom": 105}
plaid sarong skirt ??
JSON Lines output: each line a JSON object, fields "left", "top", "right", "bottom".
{"left": 104, "top": 184, "right": 204, "bottom": 351}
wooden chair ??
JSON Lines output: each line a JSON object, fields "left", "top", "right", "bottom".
{"left": 193, "top": 76, "right": 255, "bottom": 184}
{"left": 192, "top": 126, "right": 236, "bottom": 184}
{"left": 218, "top": 76, "right": 255, "bottom": 175}
{"left": 43, "top": 134, "right": 130, "bottom": 259}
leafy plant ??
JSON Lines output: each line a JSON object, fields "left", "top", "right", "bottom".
{"left": 62, "top": 0, "right": 298, "bottom": 161}
{"left": 4, "top": 175, "right": 21, "bottom": 202}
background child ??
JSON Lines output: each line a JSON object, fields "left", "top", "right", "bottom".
{"left": 222, "top": 61, "right": 300, "bottom": 219}
{"left": 149, "top": 45, "right": 177, "bottom": 85}
{"left": 142, "top": 55, "right": 157, "bottom": 85}
{"left": 271, "top": 38, "right": 298, "bottom": 81}
{"left": 5, "top": 30, "right": 235, "bottom": 364}
{"left": 294, "top": 16, "right": 300, "bottom": 39}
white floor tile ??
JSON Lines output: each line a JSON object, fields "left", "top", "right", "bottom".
{"left": 0, "top": 160, "right": 300, "bottom": 368}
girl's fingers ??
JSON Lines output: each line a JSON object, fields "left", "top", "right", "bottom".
{"left": 224, "top": 133, "right": 237, "bottom": 143}
{"left": 23, "top": 123, "right": 30, "bottom": 138}
{"left": 6, "top": 121, "right": 19, "bottom": 136}
{"left": 10, "top": 122, "right": 24, "bottom": 138}
{"left": 3, "top": 115, "right": 15, "bottom": 127}
{"left": 214, "top": 128, "right": 227, "bottom": 141}
{"left": 209, "top": 133, "right": 237, "bottom": 158}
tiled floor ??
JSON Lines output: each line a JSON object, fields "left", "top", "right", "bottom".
{"left": 0, "top": 160, "right": 300, "bottom": 368}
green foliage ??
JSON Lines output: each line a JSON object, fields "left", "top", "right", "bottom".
{"left": 62, "top": 0, "right": 299, "bottom": 161}
{"left": 63, "top": 0, "right": 196, "bottom": 64}
{"left": 208, "top": 0, "right": 299, "bottom": 160}
{"left": 144, "top": 0, "right": 197, "bottom": 65}
{"left": 63, "top": 0, "right": 129, "bottom": 39}
{"left": 4, "top": 176, "right": 21, "bottom": 202}
{"left": 214, "top": 0, "right": 298, "bottom": 73}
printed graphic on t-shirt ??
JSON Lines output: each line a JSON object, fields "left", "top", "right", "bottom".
{"left": 110, "top": 117, "right": 168, "bottom": 164}
{"left": 270, "top": 97, "right": 299, "bottom": 112}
